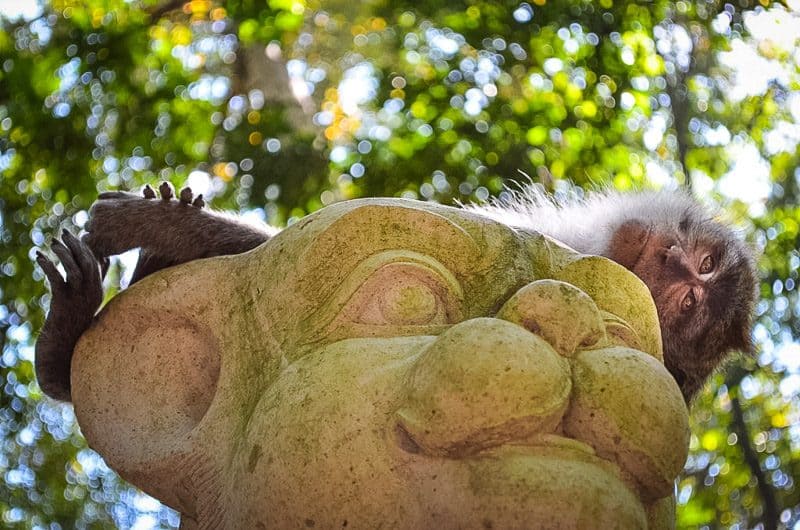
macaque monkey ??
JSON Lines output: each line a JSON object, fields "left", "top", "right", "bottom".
{"left": 35, "top": 183, "right": 757, "bottom": 403}
{"left": 469, "top": 187, "right": 758, "bottom": 401}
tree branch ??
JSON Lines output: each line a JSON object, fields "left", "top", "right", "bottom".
{"left": 726, "top": 366, "right": 779, "bottom": 530}
{"left": 665, "top": 69, "right": 692, "bottom": 191}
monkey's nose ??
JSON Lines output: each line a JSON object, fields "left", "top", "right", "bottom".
{"left": 663, "top": 245, "right": 694, "bottom": 276}
{"left": 496, "top": 279, "right": 607, "bottom": 356}
{"left": 665, "top": 244, "right": 687, "bottom": 263}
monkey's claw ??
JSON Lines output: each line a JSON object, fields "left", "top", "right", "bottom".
{"left": 36, "top": 231, "right": 104, "bottom": 401}
{"left": 178, "top": 186, "right": 204, "bottom": 208}
{"left": 36, "top": 251, "right": 64, "bottom": 292}
{"left": 159, "top": 182, "right": 174, "bottom": 200}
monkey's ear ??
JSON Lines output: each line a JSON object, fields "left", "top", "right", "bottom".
{"left": 607, "top": 220, "right": 651, "bottom": 270}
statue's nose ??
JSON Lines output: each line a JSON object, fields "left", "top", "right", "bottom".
{"left": 395, "top": 280, "right": 606, "bottom": 456}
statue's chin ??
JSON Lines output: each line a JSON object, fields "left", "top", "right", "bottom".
{"left": 405, "top": 447, "right": 650, "bottom": 530}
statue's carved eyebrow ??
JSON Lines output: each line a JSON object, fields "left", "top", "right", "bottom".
{"left": 296, "top": 204, "right": 481, "bottom": 303}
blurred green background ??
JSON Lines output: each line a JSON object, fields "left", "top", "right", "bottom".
{"left": 0, "top": 0, "right": 798, "bottom": 528}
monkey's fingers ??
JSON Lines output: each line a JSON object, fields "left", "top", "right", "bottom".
{"left": 179, "top": 187, "right": 193, "bottom": 205}
{"left": 159, "top": 182, "right": 174, "bottom": 200}
{"left": 192, "top": 194, "right": 205, "bottom": 208}
{"left": 99, "top": 183, "right": 201, "bottom": 206}
{"left": 62, "top": 231, "right": 100, "bottom": 282}
{"left": 51, "top": 237, "right": 83, "bottom": 283}
{"left": 36, "top": 251, "right": 65, "bottom": 291}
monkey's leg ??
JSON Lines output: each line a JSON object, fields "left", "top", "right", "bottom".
{"left": 84, "top": 183, "right": 272, "bottom": 266}
{"left": 35, "top": 231, "right": 103, "bottom": 401}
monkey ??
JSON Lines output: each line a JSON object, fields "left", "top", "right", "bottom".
{"left": 34, "top": 182, "right": 757, "bottom": 403}
{"left": 466, "top": 185, "right": 758, "bottom": 402}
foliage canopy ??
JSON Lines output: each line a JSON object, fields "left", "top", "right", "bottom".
{"left": 0, "top": 0, "right": 799, "bottom": 528}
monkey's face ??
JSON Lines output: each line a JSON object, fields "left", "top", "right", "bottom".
{"left": 607, "top": 216, "right": 756, "bottom": 399}
{"left": 70, "top": 200, "right": 689, "bottom": 529}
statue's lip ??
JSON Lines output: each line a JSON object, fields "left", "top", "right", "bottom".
{"left": 476, "top": 433, "right": 599, "bottom": 461}
{"left": 394, "top": 421, "right": 603, "bottom": 465}
{"left": 474, "top": 434, "right": 627, "bottom": 485}
{"left": 393, "top": 426, "right": 636, "bottom": 493}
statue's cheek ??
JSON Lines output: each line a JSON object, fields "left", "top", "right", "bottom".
{"left": 71, "top": 306, "right": 221, "bottom": 511}
{"left": 563, "top": 346, "right": 690, "bottom": 501}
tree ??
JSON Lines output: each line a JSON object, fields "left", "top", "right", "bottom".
{"left": 1, "top": 0, "right": 798, "bottom": 527}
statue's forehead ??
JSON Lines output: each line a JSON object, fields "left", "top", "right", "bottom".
{"left": 304, "top": 198, "right": 513, "bottom": 256}
{"left": 282, "top": 200, "right": 541, "bottom": 300}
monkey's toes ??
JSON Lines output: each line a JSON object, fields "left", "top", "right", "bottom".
{"left": 143, "top": 184, "right": 156, "bottom": 199}
{"left": 179, "top": 187, "right": 193, "bottom": 205}
{"left": 192, "top": 194, "right": 205, "bottom": 208}
{"left": 159, "top": 182, "right": 174, "bottom": 200}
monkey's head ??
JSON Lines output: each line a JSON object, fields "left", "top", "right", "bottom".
{"left": 607, "top": 204, "right": 758, "bottom": 401}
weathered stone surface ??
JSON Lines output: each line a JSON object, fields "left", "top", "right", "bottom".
{"left": 71, "top": 198, "right": 689, "bottom": 529}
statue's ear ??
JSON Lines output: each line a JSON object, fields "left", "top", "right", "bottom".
{"left": 71, "top": 268, "right": 224, "bottom": 514}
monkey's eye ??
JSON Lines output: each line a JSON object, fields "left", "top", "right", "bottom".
{"left": 681, "top": 290, "right": 697, "bottom": 312}
{"left": 699, "top": 254, "right": 715, "bottom": 274}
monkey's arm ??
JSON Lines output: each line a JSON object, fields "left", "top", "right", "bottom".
{"left": 84, "top": 184, "right": 273, "bottom": 272}
{"left": 35, "top": 231, "right": 103, "bottom": 401}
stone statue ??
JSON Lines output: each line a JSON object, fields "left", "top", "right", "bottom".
{"left": 69, "top": 199, "right": 690, "bottom": 529}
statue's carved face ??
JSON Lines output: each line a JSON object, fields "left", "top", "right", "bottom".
{"left": 71, "top": 200, "right": 689, "bottom": 530}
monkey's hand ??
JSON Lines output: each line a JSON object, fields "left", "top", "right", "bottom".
{"left": 35, "top": 231, "right": 103, "bottom": 401}
{"left": 83, "top": 183, "right": 207, "bottom": 259}
{"left": 84, "top": 182, "right": 271, "bottom": 266}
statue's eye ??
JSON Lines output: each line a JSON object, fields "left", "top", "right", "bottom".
{"left": 681, "top": 289, "right": 696, "bottom": 312}
{"left": 344, "top": 262, "right": 462, "bottom": 327}
{"left": 699, "top": 254, "right": 715, "bottom": 274}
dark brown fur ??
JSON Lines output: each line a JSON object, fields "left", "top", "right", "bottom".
{"left": 607, "top": 216, "right": 757, "bottom": 400}
{"left": 35, "top": 185, "right": 271, "bottom": 400}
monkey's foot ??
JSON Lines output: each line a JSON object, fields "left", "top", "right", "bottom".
{"left": 84, "top": 182, "right": 206, "bottom": 258}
